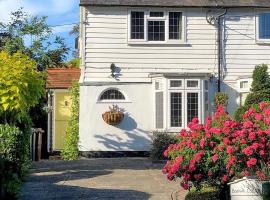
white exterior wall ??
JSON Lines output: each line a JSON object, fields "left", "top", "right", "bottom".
{"left": 79, "top": 6, "right": 270, "bottom": 151}
{"left": 79, "top": 84, "right": 153, "bottom": 151}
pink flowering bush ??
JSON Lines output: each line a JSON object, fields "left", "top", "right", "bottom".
{"left": 163, "top": 102, "right": 270, "bottom": 192}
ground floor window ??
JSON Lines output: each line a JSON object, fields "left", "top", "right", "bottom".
{"left": 154, "top": 78, "right": 208, "bottom": 130}
{"left": 237, "top": 78, "right": 252, "bottom": 106}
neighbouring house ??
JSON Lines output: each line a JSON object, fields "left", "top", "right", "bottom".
{"left": 47, "top": 68, "right": 80, "bottom": 152}
{"left": 78, "top": 0, "right": 270, "bottom": 153}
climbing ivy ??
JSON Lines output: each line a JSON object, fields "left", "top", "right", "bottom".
{"left": 61, "top": 83, "right": 79, "bottom": 160}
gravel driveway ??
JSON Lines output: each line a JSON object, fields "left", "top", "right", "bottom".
{"left": 20, "top": 157, "right": 187, "bottom": 200}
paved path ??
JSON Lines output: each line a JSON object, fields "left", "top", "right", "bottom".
{"left": 20, "top": 158, "right": 187, "bottom": 200}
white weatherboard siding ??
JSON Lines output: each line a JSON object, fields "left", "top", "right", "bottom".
{"left": 224, "top": 9, "right": 270, "bottom": 81}
{"left": 79, "top": 84, "right": 153, "bottom": 151}
{"left": 82, "top": 7, "right": 218, "bottom": 83}
{"left": 79, "top": 6, "right": 270, "bottom": 151}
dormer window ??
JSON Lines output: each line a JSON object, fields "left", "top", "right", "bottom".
{"left": 128, "top": 10, "right": 185, "bottom": 44}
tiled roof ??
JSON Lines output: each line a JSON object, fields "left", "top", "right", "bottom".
{"left": 80, "top": 0, "right": 270, "bottom": 7}
{"left": 46, "top": 68, "right": 80, "bottom": 89}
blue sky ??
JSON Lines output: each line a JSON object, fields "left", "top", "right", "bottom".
{"left": 0, "top": 0, "right": 79, "bottom": 60}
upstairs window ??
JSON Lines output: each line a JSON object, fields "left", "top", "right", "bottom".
{"left": 257, "top": 12, "right": 270, "bottom": 42}
{"left": 129, "top": 10, "right": 184, "bottom": 43}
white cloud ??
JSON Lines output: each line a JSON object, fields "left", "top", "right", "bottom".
{"left": 0, "top": 0, "right": 78, "bottom": 21}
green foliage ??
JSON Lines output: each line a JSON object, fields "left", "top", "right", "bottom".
{"left": 150, "top": 131, "right": 177, "bottom": 161}
{"left": 244, "top": 92, "right": 270, "bottom": 107}
{"left": 185, "top": 186, "right": 220, "bottom": 200}
{"left": 244, "top": 64, "right": 270, "bottom": 107}
{"left": 0, "top": 51, "right": 45, "bottom": 122}
{"left": 0, "top": 9, "right": 69, "bottom": 69}
{"left": 214, "top": 92, "right": 229, "bottom": 108}
{"left": 67, "top": 58, "right": 80, "bottom": 68}
{"left": 234, "top": 105, "right": 248, "bottom": 122}
{"left": 0, "top": 124, "right": 30, "bottom": 197}
{"left": 251, "top": 64, "right": 270, "bottom": 93}
{"left": 61, "top": 83, "right": 80, "bottom": 160}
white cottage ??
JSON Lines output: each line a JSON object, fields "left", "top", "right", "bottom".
{"left": 78, "top": 0, "right": 270, "bottom": 154}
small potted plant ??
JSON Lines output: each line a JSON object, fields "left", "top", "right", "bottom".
{"left": 102, "top": 105, "right": 124, "bottom": 126}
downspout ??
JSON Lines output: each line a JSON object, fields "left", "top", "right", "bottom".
{"left": 206, "top": 8, "right": 227, "bottom": 92}
{"left": 217, "top": 9, "right": 227, "bottom": 92}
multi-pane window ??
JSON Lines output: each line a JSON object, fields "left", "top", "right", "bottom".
{"left": 259, "top": 13, "right": 270, "bottom": 40}
{"left": 129, "top": 10, "right": 184, "bottom": 43}
{"left": 187, "top": 93, "right": 199, "bottom": 123}
{"left": 167, "top": 79, "right": 204, "bottom": 129}
{"left": 169, "top": 12, "right": 182, "bottom": 40}
{"left": 130, "top": 11, "right": 145, "bottom": 39}
{"left": 100, "top": 89, "right": 125, "bottom": 100}
{"left": 170, "top": 93, "right": 182, "bottom": 127}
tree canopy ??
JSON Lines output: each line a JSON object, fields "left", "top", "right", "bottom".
{"left": 0, "top": 51, "right": 45, "bottom": 122}
{"left": 0, "top": 9, "right": 70, "bottom": 70}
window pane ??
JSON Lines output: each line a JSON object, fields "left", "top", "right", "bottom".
{"left": 170, "top": 80, "right": 182, "bottom": 88}
{"left": 259, "top": 13, "right": 270, "bottom": 39}
{"left": 148, "top": 21, "right": 165, "bottom": 41}
{"left": 170, "top": 93, "right": 182, "bottom": 127}
{"left": 187, "top": 80, "right": 199, "bottom": 88}
{"left": 240, "top": 81, "right": 248, "bottom": 89}
{"left": 150, "top": 12, "right": 164, "bottom": 17}
{"left": 187, "top": 93, "right": 199, "bottom": 123}
{"left": 100, "top": 90, "right": 125, "bottom": 100}
{"left": 131, "top": 11, "right": 144, "bottom": 39}
{"left": 169, "top": 12, "right": 182, "bottom": 40}
{"left": 156, "top": 92, "right": 164, "bottom": 129}
{"left": 205, "top": 92, "right": 209, "bottom": 116}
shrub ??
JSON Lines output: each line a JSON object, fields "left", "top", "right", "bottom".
{"left": 61, "top": 83, "right": 80, "bottom": 160}
{"left": 250, "top": 64, "right": 270, "bottom": 93}
{"left": 163, "top": 103, "right": 270, "bottom": 199}
{"left": 0, "top": 124, "right": 30, "bottom": 198}
{"left": 244, "top": 64, "right": 270, "bottom": 107}
{"left": 214, "top": 92, "right": 228, "bottom": 108}
{"left": 150, "top": 131, "right": 177, "bottom": 161}
{"left": 185, "top": 186, "right": 220, "bottom": 200}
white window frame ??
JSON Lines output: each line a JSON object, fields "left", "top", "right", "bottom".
{"left": 169, "top": 79, "right": 184, "bottom": 89}
{"left": 166, "top": 78, "right": 203, "bottom": 131}
{"left": 237, "top": 78, "right": 252, "bottom": 106}
{"left": 128, "top": 9, "right": 186, "bottom": 44}
{"left": 256, "top": 10, "right": 270, "bottom": 43}
{"left": 185, "top": 91, "right": 201, "bottom": 127}
{"left": 185, "top": 79, "right": 200, "bottom": 90}
{"left": 168, "top": 91, "right": 185, "bottom": 130}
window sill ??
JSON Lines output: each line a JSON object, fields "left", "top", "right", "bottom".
{"left": 256, "top": 39, "right": 270, "bottom": 44}
{"left": 96, "top": 101, "right": 132, "bottom": 104}
{"left": 127, "top": 40, "right": 188, "bottom": 46}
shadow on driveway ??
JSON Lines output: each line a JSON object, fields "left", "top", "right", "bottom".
{"left": 20, "top": 158, "right": 179, "bottom": 200}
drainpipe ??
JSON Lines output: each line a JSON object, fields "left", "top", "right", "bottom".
{"left": 217, "top": 9, "right": 227, "bottom": 92}
{"left": 206, "top": 9, "right": 227, "bottom": 92}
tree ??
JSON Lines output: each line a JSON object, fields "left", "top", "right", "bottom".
{"left": 0, "top": 8, "right": 69, "bottom": 70}
{"left": 244, "top": 64, "right": 270, "bottom": 107}
{"left": 0, "top": 51, "right": 45, "bottom": 123}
